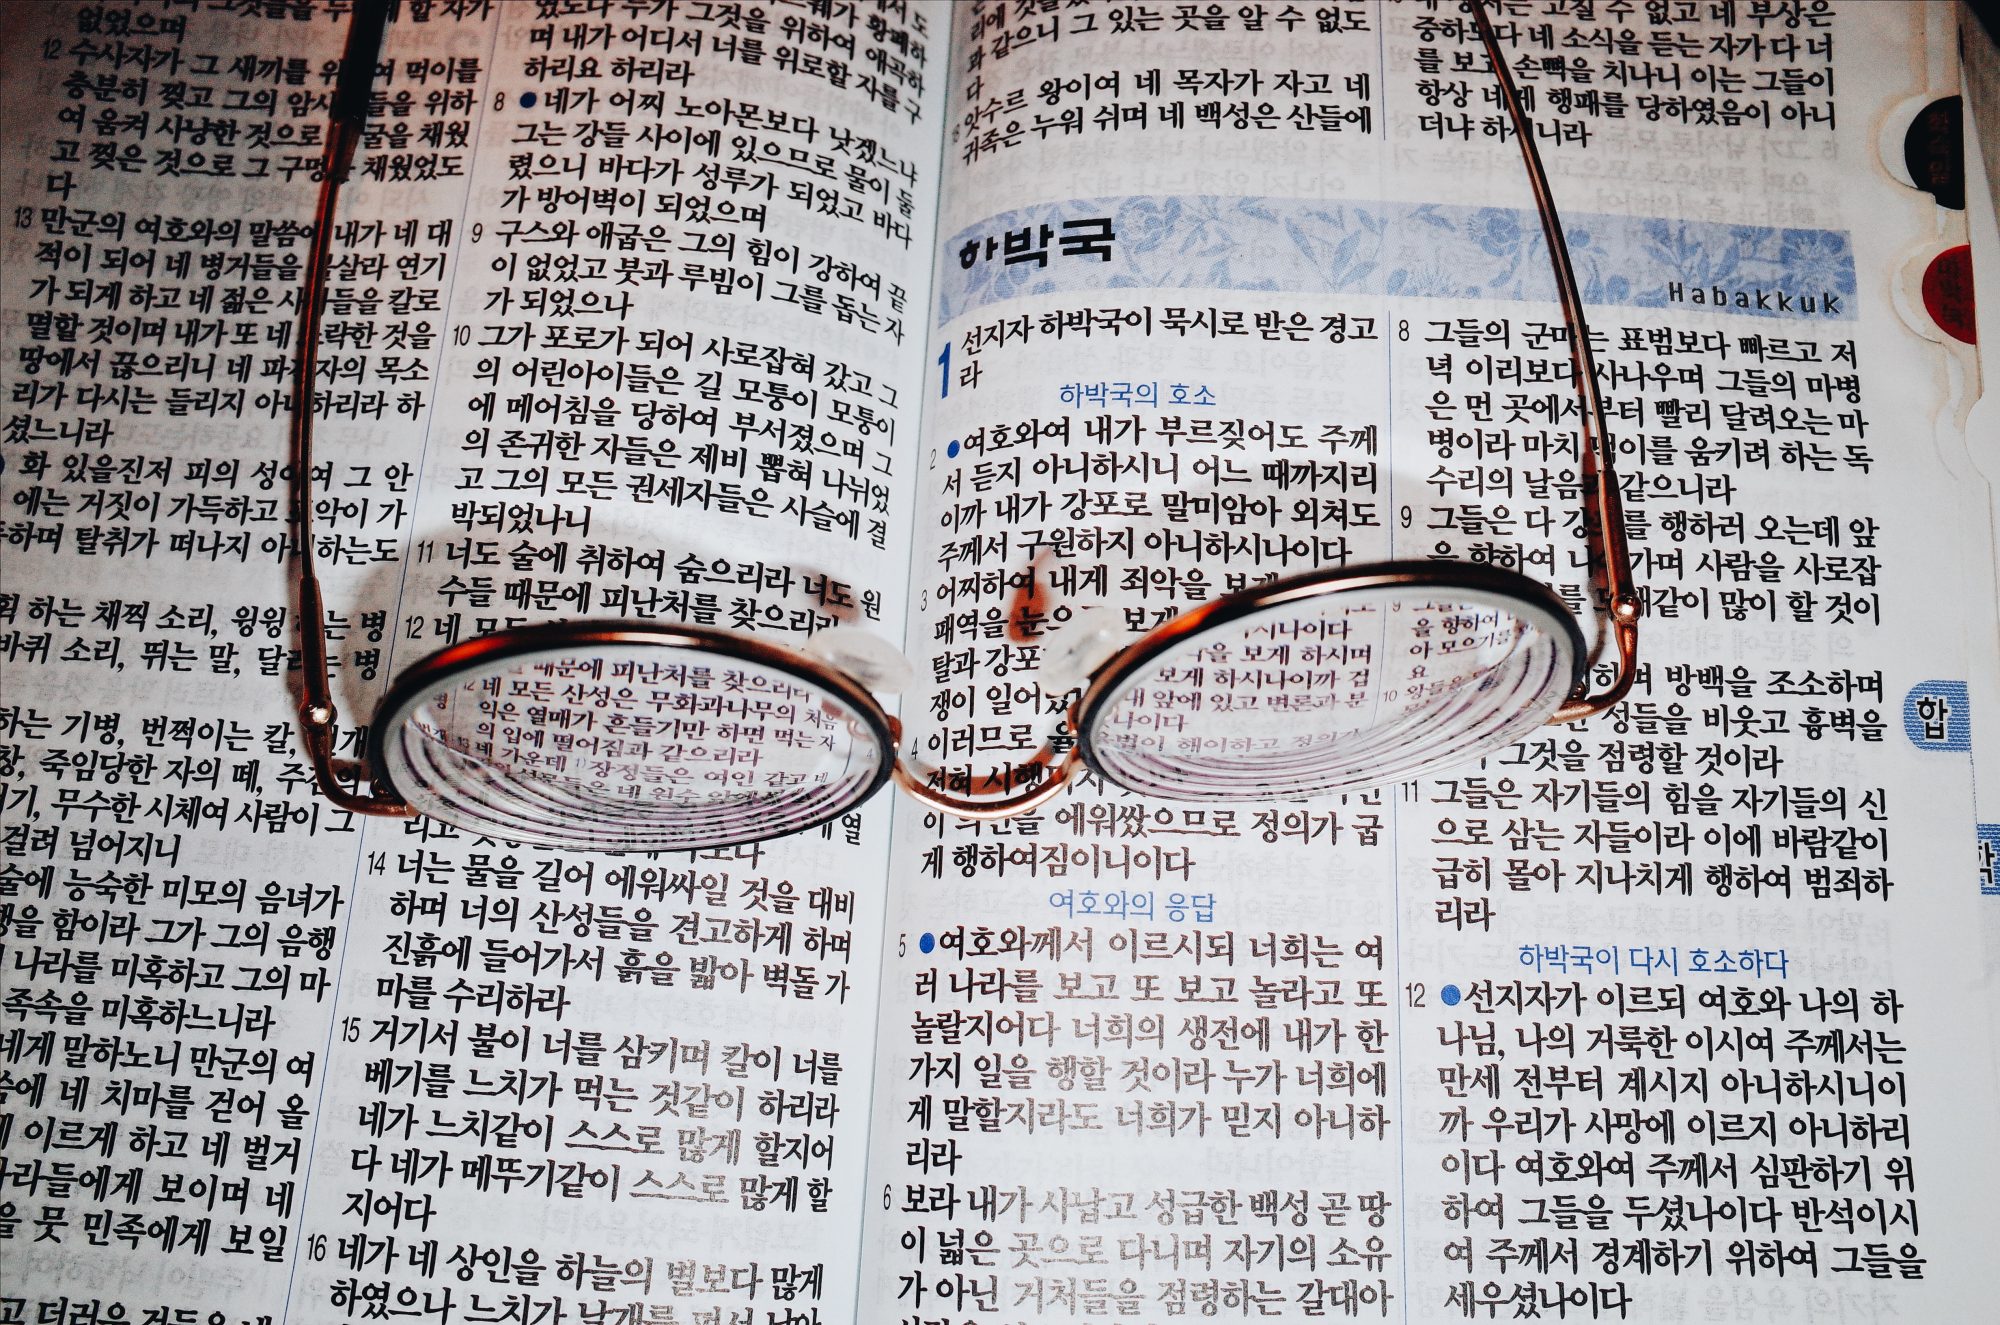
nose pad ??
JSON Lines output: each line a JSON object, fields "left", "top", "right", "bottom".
{"left": 802, "top": 625, "right": 916, "bottom": 695}
{"left": 1039, "top": 607, "right": 1127, "bottom": 697}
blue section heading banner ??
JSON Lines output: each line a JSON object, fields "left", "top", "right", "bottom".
{"left": 939, "top": 195, "right": 1857, "bottom": 327}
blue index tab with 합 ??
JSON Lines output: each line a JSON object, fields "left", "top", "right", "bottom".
{"left": 1902, "top": 681, "right": 1997, "bottom": 894}
{"left": 1903, "top": 680, "right": 1971, "bottom": 751}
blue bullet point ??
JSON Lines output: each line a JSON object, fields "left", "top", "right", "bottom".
{"left": 945, "top": 440, "right": 960, "bottom": 459}
{"left": 919, "top": 933, "right": 936, "bottom": 954}
{"left": 1440, "top": 984, "right": 1461, "bottom": 1006}
{"left": 520, "top": 91, "right": 537, "bottom": 108}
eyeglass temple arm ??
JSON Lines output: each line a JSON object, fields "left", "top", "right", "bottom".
{"left": 290, "top": 0, "right": 413, "bottom": 817}
{"left": 1469, "top": 0, "right": 1640, "bottom": 724}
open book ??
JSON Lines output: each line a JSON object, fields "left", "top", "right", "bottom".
{"left": 3, "top": 0, "right": 1996, "bottom": 1320}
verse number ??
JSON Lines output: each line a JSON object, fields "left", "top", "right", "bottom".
{"left": 1405, "top": 982, "right": 1426, "bottom": 1007}
{"left": 936, "top": 343, "right": 949, "bottom": 398}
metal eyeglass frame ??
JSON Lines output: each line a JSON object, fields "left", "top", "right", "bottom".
{"left": 289, "top": 0, "right": 1639, "bottom": 840}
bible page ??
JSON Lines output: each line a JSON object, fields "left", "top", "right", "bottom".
{"left": 1, "top": 3, "right": 945, "bottom": 1323}
{"left": 862, "top": 1, "right": 2000, "bottom": 1320}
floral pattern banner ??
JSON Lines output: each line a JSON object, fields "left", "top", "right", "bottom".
{"left": 937, "top": 194, "right": 1857, "bottom": 328}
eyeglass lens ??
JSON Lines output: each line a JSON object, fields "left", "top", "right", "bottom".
{"left": 378, "top": 644, "right": 890, "bottom": 853}
{"left": 1081, "top": 586, "right": 1577, "bottom": 801}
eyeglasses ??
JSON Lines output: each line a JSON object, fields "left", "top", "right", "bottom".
{"left": 291, "top": 0, "right": 1639, "bottom": 853}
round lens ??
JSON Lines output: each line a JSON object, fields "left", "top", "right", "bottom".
{"left": 372, "top": 628, "right": 894, "bottom": 852}
{"left": 1078, "top": 576, "right": 1581, "bottom": 801}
